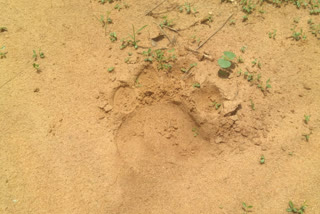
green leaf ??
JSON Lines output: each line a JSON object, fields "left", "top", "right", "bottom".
{"left": 289, "top": 201, "right": 294, "bottom": 209}
{"left": 137, "top": 25, "right": 148, "bottom": 33}
{"left": 242, "top": 202, "right": 246, "bottom": 207}
{"left": 248, "top": 205, "right": 253, "bottom": 208}
{"left": 224, "top": 51, "right": 236, "bottom": 60}
{"left": 218, "top": 58, "right": 231, "bottom": 68}
{"left": 287, "top": 208, "right": 293, "bottom": 212}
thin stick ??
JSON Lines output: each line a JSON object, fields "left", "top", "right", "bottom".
{"left": 153, "top": 22, "right": 172, "bottom": 44}
{"left": 145, "top": 0, "right": 167, "bottom": 16}
{"left": 196, "top": 14, "right": 233, "bottom": 50}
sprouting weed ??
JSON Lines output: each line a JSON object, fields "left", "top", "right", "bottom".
{"left": 181, "top": 63, "right": 197, "bottom": 73}
{"left": 250, "top": 99, "right": 255, "bottom": 110}
{"left": 193, "top": 83, "right": 200, "bottom": 88}
{"left": 287, "top": 201, "right": 307, "bottom": 213}
{"left": 0, "top": 46, "right": 7, "bottom": 59}
{"left": 212, "top": 101, "right": 221, "bottom": 110}
{"left": 304, "top": 115, "right": 311, "bottom": 124}
{"left": 268, "top": 29, "right": 277, "bottom": 39}
{"left": 109, "top": 32, "right": 117, "bottom": 42}
{"left": 108, "top": 67, "right": 114, "bottom": 72}
{"left": 192, "top": 128, "right": 199, "bottom": 137}
{"left": 240, "top": 46, "right": 247, "bottom": 53}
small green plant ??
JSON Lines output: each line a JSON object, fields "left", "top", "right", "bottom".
{"left": 0, "top": 27, "right": 7, "bottom": 32}
{"left": 259, "top": 8, "right": 266, "bottom": 13}
{"left": 286, "top": 201, "right": 307, "bottom": 213}
{"left": 238, "top": 56, "right": 244, "bottom": 63}
{"left": 242, "top": 202, "right": 253, "bottom": 214}
{"left": 121, "top": 24, "right": 148, "bottom": 49}
{"left": 154, "top": 49, "right": 176, "bottom": 71}
{"left": 108, "top": 67, "right": 114, "bottom": 72}
{"left": 33, "top": 63, "right": 40, "bottom": 72}
{"left": 260, "top": 155, "right": 265, "bottom": 164}
{"left": 258, "top": 78, "right": 271, "bottom": 92}
{"left": 229, "top": 19, "right": 236, "bottom": 25}
{"left": 135, "top": 78, "right": 142, "bottom": 87}
{"left": 0, "top": 46, "right": 7, "bottom": 59}
{"left": 193, "top": 83, "right": 200, "bottom": 88}
{"left": 142, "top": 48, "right": 153, "bottom": 62}
{"left": 160, "top": 16, "right": 174, "bottom": 28}
{"left": 241, "top": 0, "right": 256, "bottom": 14}
{"left": 212, "top": 101, "right": 221, "bottom": 110}
{"left": 291, "top": 27, "right": 306, "bottom": 41}
{"left": 179, "top": 2, "right": 197, "bottom": 14}
{"left": 218, "top": 51, "right": 236, "bottom": 69}
{"left": 109, "top": 32, "right": 117, "bottom": 42}
{"left": 240, "top": 46, "right": 247, "bottom": 53}
{"left": 250, "top": 99, "right": 255, "bottom": 110}
{"left": 303, "top": 134, "right": 310, "bottom": 142}
{"left": 181, "top": 63, "right": 197, "bottom": 73}
{"left": 192, "top": 128, "right": 199, "bottom": 137}
{"left": 304, "top": 115, "right": 311, "bottom": 124}
{"left": 244, "top": 72, "right": 253, "bottom": 81}
{"left": 243, "top": 15, "right": 248, "bottom": 21}
{"left": 114, "top": 4, "right": 122, "bottom": 11}
{"left": 33, "top": 49, "right": 45, "bottom": 60}
{"left": 96, "top": 11, "right": 112, "bottom": 36}
{"left": 268, "top": 29, "right": 277, "bottom": 39}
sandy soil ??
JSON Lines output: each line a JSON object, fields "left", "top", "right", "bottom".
{"left": 1, "top": 0, "right": 320, "bottom": 213}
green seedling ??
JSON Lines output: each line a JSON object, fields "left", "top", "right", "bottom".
{"left": 242, "top": 202, "right": 253, "bottom": 214}
{"left": 0, "top": 27, "right": 7, "bottom": 32}
{"left": 160, "top": 16, "right": 174, "bottom": 28}
{"left": 241, "top": 0, "right": 256, "bottom": 14}
{"left": 304, "top": 115, "right": 310, "bottom": 124}
{"left": 244, "top": 72, "right": 253, "bottom": 81}
{"left": 135, "top": 78, "right": 142, "bottom": 87}
{"left": 229, "top": 19, "right": 236, "bottom": 25}
{"left": 142, "top": 48, "right": 153, "bottom": 62}
{"left": 303, "top": 134, "right": 310, "bottom": 142}
{"left": 114, "top": 4, "right": 121, "bottom": 11}
{"left": 122, "top": 24, "right": 148, "bottom": 49}
{"left": 268, "top": 29, "right": 277, "bottom": 39}
{"left": 33, "top": 63, "right": 40, "bottom": 72}
{"left": 238, "top": 56, "right": 244, "bottom": 63}
{"left": 257, "top": 78, "right": 271, "bottom": 92}
{"left": 154, "top": 49, "right": 176, "bottom": 71}
{"left": 212, "top": 101, "right": 221, "bottom": 110}
{"left": 289, "top": 152, "right": 294, "bottom": 156}
{"left": 96, "top": 11, "right": 112, "bottom": 36}
{"left": 193, "top": 83, "right": 200, "bottom": 88}
{"left": 250, "top": 99, "right": 255, "bottom": 110}
{"left": 218, "top": 51, "right": 236, "bottom": 69}
{"left": 0, "top": 46, "right": 7, "bottom": 59}
{"left": 287, "top": 201, "right": 307, "bottom": 213}
{"left": 181, "top": 63, "right": 197, "bottom": 73}
{"left": 180, "top": 2, "right": 197, "bottom": 14}
{"left": 260, "top": 155, "right": 265, "bottom": 164}
{"left": 290, "top": 27, "right": 306, "bottom": 41}
{"left": 237, "top": 70, "right": 242, "bottom": 77}
{"left": 33, "top": 49, "right": 45, "bottom": 60}
{"left": 108, "top": 67, "right": 114, "bottom": 72}
{"left": 243, "top": 15, "right": 248, "bottom": 21}
{"left": 259, "top": 8, "right": 266, "bottom": 13}
{"left": 109, "top": 32, "right": 117, "bottom": 42}
{"left": 240, "top": 46, "right": 247, "bottom": 53}
{"left": 294, "top": 17, "right": 300, "bottom": 24}
{"left": 192, "top": 128, "right": 199, "bottom": 137}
